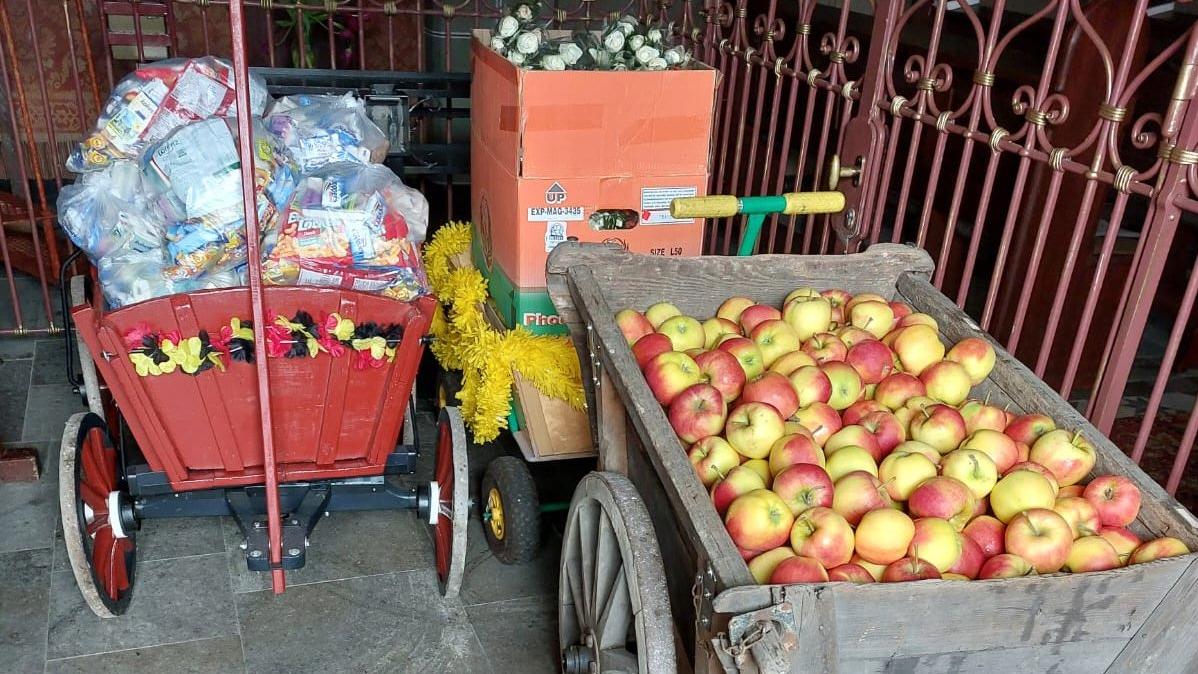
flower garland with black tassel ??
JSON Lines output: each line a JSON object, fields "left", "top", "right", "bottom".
{"left": 424, "top": 221, "right": 585, "bottom": 442}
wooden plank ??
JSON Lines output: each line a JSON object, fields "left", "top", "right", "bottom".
{"left": 596, "top": 369, "right": 629, "bottom": 473}
{"left": 896, "top": 273, "right": 1198, "bottom": 547}
{"left": 1107, "top": 557, "right": 1198, "bottom": 673}
{"left": 841, "top": 639, "right": 1128, "bottom": 673}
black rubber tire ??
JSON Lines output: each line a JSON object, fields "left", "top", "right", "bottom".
{"left": 437, "top": 368, "right": 463, "bottom": 412}
{"left": 481, "top": 456, "right": 541, "bottom": 564}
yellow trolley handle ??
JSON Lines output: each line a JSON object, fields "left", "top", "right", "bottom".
{"left": 669, "top": 191, "right": 846, "bottom": 255}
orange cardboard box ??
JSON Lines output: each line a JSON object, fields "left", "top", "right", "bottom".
{"left": 471, "top": 30, "right": 718, "bottom": 288}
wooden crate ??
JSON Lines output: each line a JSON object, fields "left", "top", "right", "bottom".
{"left": 546, "top": 242, "right": 1198, "bottom": 673}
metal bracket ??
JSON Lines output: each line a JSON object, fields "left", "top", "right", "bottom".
{"left": 229, "top": 485, "right": 331, "bottom": 572}
{"left": 585, "top": 323, "right": 602, "bottom": 388}
{"left": 715, "top": 602, "right": 798, "bottom": 674}
{"left": 692, "top": 562, "right": 717, "bottom": 632}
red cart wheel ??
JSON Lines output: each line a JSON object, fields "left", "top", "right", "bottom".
{"left": 59, "top": 412, "right": 137, "bottom": 618}
{"left": 429, "top": 406, "right": 469, "bottom": 598}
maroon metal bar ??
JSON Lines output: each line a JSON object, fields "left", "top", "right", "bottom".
{"left": 1167, "top": 397, "right": 1198, "bottom": 495}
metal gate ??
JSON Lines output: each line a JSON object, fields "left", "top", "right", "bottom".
{"left": 3, "top": 0, "right": 1198, "bottom": 505}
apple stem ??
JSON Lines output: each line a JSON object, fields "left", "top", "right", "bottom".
{"left": 984, "top": 391, "right": 991, "bottom": 405}
{"left": 1072, "top": 429, "right": 1082, "bottom": 444}
{"left": 921, "top": 407, "right": 931, "bottom": 420}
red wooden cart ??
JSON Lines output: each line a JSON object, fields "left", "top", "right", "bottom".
{"left": 57, "top": 2, "right": 469, "bottom": 618}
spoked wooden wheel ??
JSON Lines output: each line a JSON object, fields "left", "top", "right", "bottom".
{"left": 559, "top": 472, "right": 675, "bottom": 674}
{"left": 428, "top": 406, "right": 468, "bottom": 598}
{"left": 60, "top": 412, "right": 137, "bottom": 618}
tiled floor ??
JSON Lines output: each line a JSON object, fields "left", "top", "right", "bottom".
{"left": 0, "top": 338, "right": 562, "bottom": 674}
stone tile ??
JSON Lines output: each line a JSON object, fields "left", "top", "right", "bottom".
{"left": 0, "top": 549, "right": 51, "bottom": 673}
{"left": 0, "top": 337, "right": 36, "bottom": 360}
{"left": 0, "top": 357, "right": 32, "bottom": 443}
{"left": 0, "top": 477, "right": 57, "bottom": 553}
{"left": 32, "top": 337, "right": 70, "bottom": 385}
{"left": 47, "top": 553, "right": 238, "bottom": 660}
{"left": 44, "top": 636, "right": 246, "bottom": 674}
{"left": 222, "top": 507, "right": 434, "bottom": 593}
{"left": 59, "top": 516, "right": 232, "bottom": 572}
{"left": 20, "top": 383, "right": 85, "bottom": 443}
{"left": 467, "top": 595, "right": 559, "bottom": 674}
{"left": 237, "top": 569, "right": 489, "bottom": 674}
{"left": 458, "top": 515, "right": 559, "bottom": 607}
{"left": 0, "top": 274, "right": 64, "bottom": 332}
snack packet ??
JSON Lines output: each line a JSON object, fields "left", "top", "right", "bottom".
{"left": 265, "top": 93, "right": 388, "bottom": 172}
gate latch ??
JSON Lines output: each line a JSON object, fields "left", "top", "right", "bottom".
{"left": 714, "top": 601, "right": 798, "bottom": 674}
{"left": 827, "top": 153, "right": 864, "bottom": 190}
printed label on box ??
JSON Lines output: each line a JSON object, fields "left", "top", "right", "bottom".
{"left": 544, "top": 221, "right": 567, "bottom": 252}
{"left": 640, "top": 186, "right": 698, "bottom": 224}
{"left": 528, "top": 206, "right": 584, "bottom": 222}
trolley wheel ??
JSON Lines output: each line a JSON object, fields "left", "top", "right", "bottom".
{"left": 429, "top": 406, "right": 469, "bottom": 598}
{"left": 559, "top": 472, "right": 675, "bottom": 674}
{"left": 436, "top": 368, "right": 462, "bottom": 411}
{"left": 70, "top": 276, "right": 104, "bottom": 416}
{"left": 402, "top": 391, "right": 416, "bottom": 447}
{"left": 60, "top": 412, "right": 137, "bottom": 618}
{"left": 481, "top": 456, "right": 541, "bottom": 564}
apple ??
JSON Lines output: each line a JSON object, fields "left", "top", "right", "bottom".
{"left": 702, "top": 317, "right": 742, "bottom": 349}
{"left": 898, "top": 313, "right": 939, "bottom": 330}
{"left": 741, "top": 372, "right": 800, "bottom": 419}
{"left": 1128, "top": 537, "right": 1191, "bottom": 565}
{"left": 908, "top": 517, "right": 962, "bottom": 573}
{"left": 710, "top": 465, "right": 767, "bottom": 515}
{"left": 1029, "top": 429, "right": 1097, "bottom": 487}
{"left": 632, "top": 333, "right": 673, "bottom": 369}
{"left": 717, "top": 337, "right": 766, "bottom": 380}
{"left": 725, "top": 488, "right": 795, "bottom": 552}
{"left": 1015, "top": 441, "right": 1031, "bottom": 463}
{"left": 773, "top": 464, "right": 835, "bottom": 516}
{"left": 769, "top": 433, "right": 825, "bottom": 474}
{"left": 874, "top": 372, "right": 927, "bottom": 411}
{"left": 825, "top": 425, "right": 882, "bottom": 461}
{"left": 836, "top": 326, "right": 876, "bottom": 348}
{"left": 668, "top": 383, "right": 727, "bottom": 444}
{"left": 725, "top": 402, "right": 787, "bottom": 459}
{"left": 825, "top": 445, "right": 878, "bottom": 482}
{"left": 1099, "top": 526, "right": 1142, "bottom": 565}
{"left": 946, "top": 337, "right": 996, "bottom": 385}
{"left": 832, "top": 470, "right": 894, "bottom": 526}
{"left": 850, "top": 554, "right": 887, "bottom": 581}
{"left": 950, "top": 535, "right": 984, "bottom": 579}
{"left": 750, "top": 319, "right": 802, "bottom": 367}
{"left": 1005, "top": 413, "right": 1056, "bottom": 446}
{"left": 890, "top": 301, "right": 914, "bottom": 320}
{"left": 747, "top": 546, "right": 795, "bottom": 584}
{"left": 908, "top": 476, "right": 978, "bottom": 531}
{"left": 978, "top": 553, "right": 1036, "bottom": 579}
{"left": 644, "top": 302, "right": 681, "bottom": 328}
{"left": 860, "top": 410, "right": 905, "bottom": 454}
{"left": 742, "top": 459, "right": 772, "bottom": 485}
{"left": 1005, "top": 508, "right": 1073, "bottom": 573}
{"left": 960, "top": 429, "right": 1020, "bottom": 474}
{"left": 908, "top": 404, "right": 968, "bottom": 454}
{"left": 782, "top": 295, "right": 832, "bottom": 341}
{"left": 941, "top": 573, "right": 970, "bottom": 581}
{"left": 842, "top": 400, "right": 887, "bottom": 426}
{"left": 643, "top": 351, "right": 702, "bottom": 405}
{"left": 1005, "top": 461, "right": 1059, "bottom": 490}
{"left": 769, "top": 350, "right": 816, "bottom": 377}
{"left": 693, "top": 349, "right": 747, "bottom": 402}
{"left": 845, "top": 339, "right": 895, "bottom": 384}
{"left": 1057, "top": 485, "right": 1085, "bottom": 499}
{"left": 854, "top": 508, "right": 916, "bottom": 565}
{"left": 878, "top": 450, "right": 938, "bottom": 501}
{"left": 789, "top": 506, "right": 854, "bottom": 568}
{"left": 940, "top": 449, "right": 999, "bottom": 500}
{"left": 717, "top": 296, "right": 756, "bottom": 324}
{"left": 821, "top": 288, "right": 852, "bottom": 310}
{"left": 958, "top": 399, "right": 1009, "bottom": 434}
{"left": 1053, "top": 496, "right": 1102, "bottom": 539}
{"left": 989, "top": 469, "right": 1057, "bottom": 523}
{"left": 882, "top": 556, "right": 941, "bottom": 582}
{"left": 963, "top": 515, "right": 1006, "bottom": 559}
{"left": 828, "top": 563, "right": 876, "bottom": 583}
{"left": 1084, "top": 475, "right": 1142, "bottom": 527}
{"left": 616, "top": 309, "right": 655, "bottom": 345}
{"left": 769, "top": 556, "right": 829, "bottom": 583}
{"left": 1064, "top": 536, "right": 1121, "bottom": 573}
{"left": 920, "top": 361, "right": 972, "bottom": 407}
{"left": 658, "top": 315, "right": 705, "bottom": 351}
{"left": 788, "top": 365, "right": 833, "bottom": 407}
{"left": 739, "top": 547, "right": 761, "bottom": 562}
{"left": 849, "top": 300, "right": 895, "bottom": 339}
{"left": 802, "top": 332, "right": 848, "bottom": 365}
{"left": 784, "top": 286, "right": 822, "bottom": 305}
{"left": 740, "top": 304, "right": 783, "bottom": 334}
{"left": 784, "top": 421, "right": 815, "bottom": 438}
{"left": 893, "top": 324, "right": 945, "bottom": 376}
{"left": 792, "top": 402, "right": 842, "bottom": 446}
{"left": 891, "top": 440, "right": 941, "bottom": 465}
{"left": 821, "top": 361, "right": 863, "bottom": 411}
{"left": 689, "top": 436, "right": 742, "bottom": 486}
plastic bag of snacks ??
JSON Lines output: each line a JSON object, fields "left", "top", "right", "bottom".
{"left": 67, "top": 57, "right": 270, "bottom": 173}
{"left": 142, "top": 117, "right": 298, "bottom": 279}
{"left": 262, "top": 162, "right": 429, "bottom": 300}
{"left": 265, "top": 93, "right": 388, "bottom": 172}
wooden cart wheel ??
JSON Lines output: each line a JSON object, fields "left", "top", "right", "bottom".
{"left": 481, "top": 456, "right": 541, "bottom": 564}
{"left": 60, "top": 412, "right": 137, "bottom": 618}
{"left": 402, "top": 391, "right": 416, "bottom": 447}
{"left": 70, "top": 276, "right": 104, "bottom": 416}
{"left": 436, "top": 369, "right": 462, "bottom": 411}
{"left": 559, "top": 472, "right": 675, "bottom": 674}
{"left": 430, "top": 406, "right": 469, "bottom": 598}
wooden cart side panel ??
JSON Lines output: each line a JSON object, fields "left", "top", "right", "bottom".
{"left": 896, "top": 273, "right": 1198, "bottom": 546}
{"left": 1107, "top": 557, "right": 1198, "bottom": 673}
{"left": 842, "top": 640, "right": 1128, "bottom": 673}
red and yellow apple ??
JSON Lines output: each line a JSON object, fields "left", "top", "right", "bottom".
{"left": 940, "top": 449, "right": 999, "bottom": 500}
{"left": 616, "top": 309, "right": 655, "bottom": 345}
{"left": 740, "top": 304, "right": 783, "bottom": 334}
{"left": 893, "top": 324, "right": 945, "bottom": 376}
{"left": 1004, "top": 508, "right": 1073, "bottom": 573}
{"left": 725, "top": 488, "right": 794, "bottom": 552}
{"left": 792, "top": 402, "right": 842, "bottom": 446}
{"left": 909, "top": 404, "right": 968, "bottom": 454}
{"left": 882, "top": 556, "right": 941, "bottom": 582}
{"left": 782, "top": 294, "right": 833, "bottom": 341}
{"left": 1099, "top": 526, "right": 1142, "bottom": 565}
{"left": 768, "top": 433, "right": 825, "bottom": 474}
{"left": 978, "top": 553, "right": 1036, "bottom": 579}
{"left": 945, "top": 337, "right": 996, "bottom": 385}
{"left": 773, "top": 463, "right": 835, "bottom": 516}
{"left": 836, "top": 326, "right": 876, "bottom": 348}
{"left": 693, "top": 349, "right": 747, "bottom": 402}
{"left": 751, "top": 319, "right": 802, "bottom": 368}
{"left": 1064, "top": 535, "right": 1121, "bottom": 573}
{"left": 825, "top": 445, "right": 878, "bottom": 482}
{"left": 958, "top": 399, "right": 1009, "bottom": 434}
{"left": 632, "top": 332, "right": 673, "bottom": 369}
{"left": 990, "top": 469, "right": 1057, "bottom": 523}
{"left": 688, "top": 436, "right": 741, "bottom": 486}
{"left": 768, "top": 349, "right": 816, "bottom": 377}
{"left": 1083, "top": 475, "right": 1142, "bottom": 528}
{"left": 702, "top": 317, "right": 742, "bottom": 349}
{"left": 644, "top": 301, "right": 681, "bottom": 328}
{"left": 849, "top": 300, "right": 895, "bottom": 339}
{"left": 960, "top": 429, "right": 1020, "bottom": 474}
{"left": 1005, "top": 413, "right": 1056, "bottom": 446}
{"left": 854, "top": 508, "right": 916, "bottom": 565}
{"left": 1029, "top": 429, "right": 1097, "bottom": 487}
{"left": 725, "top": 402, "right": 787, "bottom": 459}
{"left": 825, "top": 424, "right": 882, "bottom": 461}
{"left": 1053, "top": 496, "right": 1101, "bottom": 539}
{"left": 710, "top": 465, "right": 767, "bottom": 516}
{"left": 874, "top": 372, "right": 927, "bottom": 411}
{"left": 821, "top": 361, "right": 863, "bottom": 411}
{"left": 667, "top": 383, "right": 727, "bottom": 444}
{"left": 845, "top": 339, "right": 895, "bottom": 384}
{"left": 747, "top": 546, "right": 795, "bottom": 584}
{"left": 769, "top": 556, "right": 829, "bottom": 583}
{"left": 950, "top": 535, "right": 985, "bottom": 579}
{"left": 788, "top": 365, "right": 833, "bottom": 407}
{"left": 789, "top": 506, "right": 854, "bottom": 568}
{"left": 859, "top": 410, "right": 905, "bottom": 454}
{"left": 717, "top": 337, "right": 766, "bottom": 380}
{"left": 878, "top": 450, "right": 938, "bottom": 501}
{"left": 658, "top": 315, "right": 705, "bottom": 351}
{"left": 908, "top": 476, "right": 978, "bottom": 531}
{"left": 842, "top": 400, "right": 887, "bottom": 426}
{"left": 717, "top": 296, "right": 756, "bottom": 324}
{"left": 908, "top": 517, "right": 962, "bottom": 573}
{"left": 741, "top": 372, "right": 800, "bottom": 419}
{"left": 832, "top": 470, "right": 894, "bottom": 526}
{"left": 963, "top": 515, "right": 1005, "bottom": 559}
{"left": 644, "top": 351, "right": 702, "bottom": 405}
{"left": 890, "top": 440, "right": 941, "bottom": 466}
{"left": 1129, "top": 537, "right": 1191, "bottom": 565}
{"left": 802, "top": 332, "right": 848, "bottom": 365}
{"left": 828, "top": 563, "right": 876, "bottom": 583}
{"left": 920, "top": 360, "right": 972, "bottom": 407}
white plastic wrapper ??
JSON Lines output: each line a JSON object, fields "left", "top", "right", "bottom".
{"left": 67, "top": 57, "right": 270, "bottom": 173}
{"left": 265, "top": 93, "right": 388, "bottom": 172}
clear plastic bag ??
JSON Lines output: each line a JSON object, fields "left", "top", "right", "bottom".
{"left": 262, "top": 162, "right": 429, "bottom": 300}
{"left": 67, "top": 57, "right": 270, "bottom": 173}
{"left": 265, "top": 93, "right": 388, "bottom": 172}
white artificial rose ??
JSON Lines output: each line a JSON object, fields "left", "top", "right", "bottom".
{"left": 604, "top": 30, "right": 625, "bottom": 53}
{"left": 618, "top": 22, "right": 635, "bottom": 36}
{"left": 628, "top": 34, "right": 645, "bottom": 50}
{"left": 508, "top": 51, "right": 526, "bottom": 66}
{"left": 635, "top": 45, "right": 659, "bottom": 64}
{"left": 647, "top": 28, "right": 663, "bottom": 44}
{"left": 516, "top": 31, "right": 541, "bottom": 54}
{"left": 490, "top": 36, "right": 507, "bottom": 51}
{"left": 541, "top": 54, "right": 567, "bottom": 71}
{"left": 514, "top": 3, "right": 533, "bottom": 20}
{"left": 588, "top": 47, "right": 599, "bottom": 59}
{"left": 647, "top": 57, "right": 667, "bottom": 71}
{"left": 613, "top": 62, "right": 628, "bottom": 71}
{"left": 664, "top": 45, "right": 684, "bottom": 65}
{"left": 498, "top": 16, "right": 519, "bottom": 38}
{"left": 559, "top": 42, "right": 584, "bottom": 65}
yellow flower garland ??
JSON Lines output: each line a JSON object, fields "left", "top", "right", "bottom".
{"left": 425, "top": 221, "right": 586, "bottom": 442}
